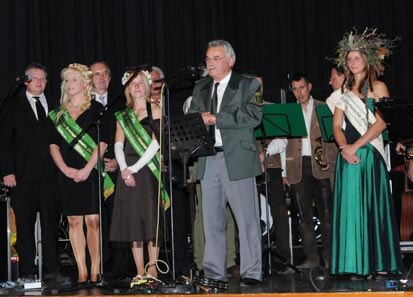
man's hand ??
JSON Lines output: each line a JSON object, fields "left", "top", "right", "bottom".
{"left": 104, "top": 158, "right": 118, "bottom": 172}
{"left": 282, "top": 177, "right": 290, "bottom": 187}
{"left": 3, "top": 174, "right": 17, "bottom": 188}
{"left": 201, "top": 112, "right": 216, "bottom": 125}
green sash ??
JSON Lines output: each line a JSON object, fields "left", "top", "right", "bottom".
{"left": 49, "top": 109, "right": 115, "bottom": 200}
{"left": 115, "top": 108, "right": 170, "bottom": 211}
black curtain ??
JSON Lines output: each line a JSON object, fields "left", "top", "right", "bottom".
{"left": 1, "top": 0, "right": 412, "bottom": 108}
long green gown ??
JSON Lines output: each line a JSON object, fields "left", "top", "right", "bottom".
{"left": 330, "top": 98, "right": 403, "bottom": 276}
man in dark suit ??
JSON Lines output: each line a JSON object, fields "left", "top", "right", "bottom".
{"left": 189, "top": 40, "right": 263, "bottom": 287}
{"left": 90, "top": 61, "right": 132, "bottom": 279}
{"left": 0, "top": 63, "right": 69, "bottom": 285}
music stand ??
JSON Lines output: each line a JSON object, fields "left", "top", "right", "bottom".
{"left": 256, "top": 103, "right": 307, "bottom": 138}
{"left": 376, "top": 98, "right": 413, "bottom": 143}
{"left": 164, "top": 113, "right": 216, "bottom": 183}
{"left": 315, "top": 105, "right": 335, "bottom": 142}
{"left": 255, "top": 103, "right": 307, "bottom": 275}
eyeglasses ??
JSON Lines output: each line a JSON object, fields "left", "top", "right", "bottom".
{"left": 31, "top": 77, "right": 47, "bottom": 83}
{"left": 204, "top": 56, "right": 225, "bottom": 63}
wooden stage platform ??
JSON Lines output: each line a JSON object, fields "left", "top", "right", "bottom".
{"left": 2, "top": 270, "right": 413, "bottom": 297}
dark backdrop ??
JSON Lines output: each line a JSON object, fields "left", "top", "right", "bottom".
{"left": 1, "top": 0, "right": 412, "bottom": 112}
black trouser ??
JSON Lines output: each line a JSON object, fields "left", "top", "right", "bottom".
{"left": 292, "top": 157, "right": 332, "bottom": 264}
{"left": 11, "top": 180, "right": 60, "bottom": 277}
{"left": 266, "top": 168, "right": 291, "bottom": 262}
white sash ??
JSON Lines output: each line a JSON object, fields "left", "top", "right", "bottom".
{"left": 326, "top": 89, "right": 385, "bottom": 160}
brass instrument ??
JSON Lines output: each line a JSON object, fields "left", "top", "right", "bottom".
{"left": 314, "top": 137, "right": 329, "bottom": 170}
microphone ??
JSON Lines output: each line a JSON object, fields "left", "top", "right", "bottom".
{"left": 185, "top": 65, "right": 208, "bottom": 77}
{"left": 15, "top": 75, "right": 32, "bottom": 84}
{"left": 152, "top": 64, "right": 208, "bottom": 83}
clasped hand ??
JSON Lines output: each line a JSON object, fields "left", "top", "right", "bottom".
{"left": 340, "top": 144, "right": 360, "bottom": 164}
{"left": 121, "top": 168, "right": 136, "bottom": 187}
{"left": 65, "top": 167, "right": 92, "bottom": 182}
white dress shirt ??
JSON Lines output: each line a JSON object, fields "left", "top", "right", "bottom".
{"left": 301, "top": 97, "right": 314, "bottom": 156}
{"left": 94, "top": 92, "right": 108, "bottom": 107}
{"left": 213, "top": 70, "right": 232, "bottom": 147}
{"left": 26, "top": 91, "right": 48, "bottom": 120}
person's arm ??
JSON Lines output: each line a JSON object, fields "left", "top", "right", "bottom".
{"left": 266, "top": 138, "right": 288, "bottom": 156}
{"left": 49, "top": 144, "right": 78, "bottom": 179}
{"left": 127, "top": 139, "right": 159, "bottom": 173}
{"left": 342, "top": 113, "right": 386, "bottom": 159}
{"left": 74, "top": 141, "right": 108, "bottom": 182}
{"left": 0, "top": 107, "right": 16, "bottom": 187}
{"left": 333, "top": 107, "right": 359, "bottom": 164}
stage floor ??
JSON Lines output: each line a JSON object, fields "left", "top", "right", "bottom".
{"left": 1, "top": 267, "right": 413, "bottom": 296}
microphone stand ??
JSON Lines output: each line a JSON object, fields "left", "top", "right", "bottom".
{"left": 259, "top": 125, "right": 301, "bottom": 276}
{"left": 0, "top": 79, "right": 26, "bottom": 122}
{"left": 68, "top": 101, "right": 118, "bottom": 291}
{"left": 161, "top": 79, "right": 177, "bottom": 282}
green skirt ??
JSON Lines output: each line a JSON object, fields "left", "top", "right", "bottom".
{"left": 330, "top": 144, "right": 403, "bottom": 276}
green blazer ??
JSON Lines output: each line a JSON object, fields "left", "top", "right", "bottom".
{"left": 189, "top": 71, "right": 263, "bottom": 181}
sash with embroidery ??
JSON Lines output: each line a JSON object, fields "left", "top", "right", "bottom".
{"left": 326, "top": 89, "right": 385, "bottom": 160}
{"left": 49, "top": 109, "right": 115, "bottom": 199}
{"left": 115, "top": 108, "right": 170, "bottom": 211}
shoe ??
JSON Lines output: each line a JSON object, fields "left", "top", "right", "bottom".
{"left": 227, "top": 265, "right": 240, "bottom": 277}
{"left": 374, "top": 273, "right": 389, "bottom": 280}
{"left": 240, "top": 277, "right": 262, "bottom": 287}
{"left": 193, "top": 276, "right": 228, "bottom": 291}
{"left": 21, "top": 274, "right": 37, "bottom": 281}
{"left": 44, "top": 272, "right": 72, "bottom": 287}
{"left": 277, "top": 266, "right": 295, "bottom": 274}
{"left": 76, "top": 280, "right": 90, "bottom": 288}
{"left": 350, "top": 275, "right": 367, "bottom": 281}
{"left": 297, "top": 258, "right": 320, "bottom": 269}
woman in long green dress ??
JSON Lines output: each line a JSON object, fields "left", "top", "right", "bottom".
{"left": 327, "top": 29, "right": 402, "bottom": 278}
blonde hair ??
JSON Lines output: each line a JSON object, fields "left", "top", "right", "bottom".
{"left": 59, "top": 63, "right": 93, "bottom": 117}
{"left": 124, "top": 71, "right": 152, "bottom": 108}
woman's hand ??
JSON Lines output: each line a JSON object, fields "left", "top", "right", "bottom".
{"left": 121, "top": 168, "right": 133, "bottom": 180}
{"left": 121, "top": 168, "right": 136, "bottom": 187}
{"left": 64, "top": 167, "right": 78, "bottom": 179}
{"left": 124, "top": 174, "right": 136, "bottom": 187}
{"left": 74, "top": 167, "right": 92, "bottom": 182}
{"left": 340, "top": 144, "right": 360, "bottom": 164}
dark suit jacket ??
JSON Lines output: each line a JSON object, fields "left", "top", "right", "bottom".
{"left": 99, "top": 92, "right": 126, "bottom": 159}
{"left": 189, "top": 71, "right": 263, "bottom": 181}
{"left": 0, "top": 93, "right": 58, "bottom": 182}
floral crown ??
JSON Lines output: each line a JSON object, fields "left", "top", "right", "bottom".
{"left": 66, "top": 63, "right": 93, "bottom": 79}
{"left": 121, "top": 69, "right": 152, "bottom": 86}
{"left": 334, "top": 28, "right": 400, "bottom": 75}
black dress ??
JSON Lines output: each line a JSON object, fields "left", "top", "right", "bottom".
{"left": 110, "top": 114, "right": 163, "bottom": 242}
{"left": 50, "top": 101, "right": 107, "bottom": 216}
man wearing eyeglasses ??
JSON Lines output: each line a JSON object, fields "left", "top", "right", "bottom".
{"left": 0, "top": 63, "right": 70, "bottom": 286}
{"left": 189, "top": 40, "right": 263, "bottom": 288}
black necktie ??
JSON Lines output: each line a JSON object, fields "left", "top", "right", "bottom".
{"left": 33, "top": 96, "right": 46, "bottom": 122}
{"left": 209, "top": 82, "right": 219, "bottom": 143}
